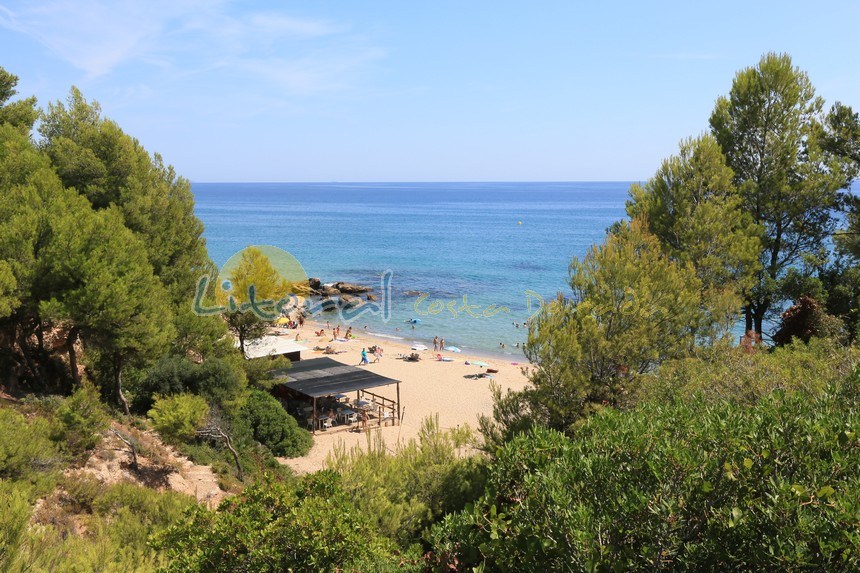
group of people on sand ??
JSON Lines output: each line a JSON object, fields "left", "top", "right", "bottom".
{"left": 433, "top": 336, "right": 445, "bottom": 352}
{"left": 278, "top": 312, "right": 305, "bottom": 330}
{"left": 316, "top": 325, "right": 356, "bottom": 341}
{"left": 359, "top": 346, "right": 383, "bottom": 365}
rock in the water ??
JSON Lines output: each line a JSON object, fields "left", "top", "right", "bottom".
{"left": 339, "top": 294, "right": 364, "bottom": 308}
{"left": 320, "top": 297, "right": 337, "bottom": 312}
{"left": 319, "top": 285, "right": 341, "bottom": 296}
{"left": 334, "top": 282, "right": 372, "bottom": 294}
{"left": 366, "top": 293, "right": 378, "bottom": 301}
{"left": 308, "top": 277, "right": 322, "bottom": 291}
{"left": 403, "top": 290, "right": 424, "bottom": 296}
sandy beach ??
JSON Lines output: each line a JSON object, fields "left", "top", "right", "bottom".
{"left": 277, "top": 319, "right": 532, "bottom": 474}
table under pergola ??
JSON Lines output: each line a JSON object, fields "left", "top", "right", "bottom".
{"left": 271, "top": 357, "right": 401, "bottom": 434}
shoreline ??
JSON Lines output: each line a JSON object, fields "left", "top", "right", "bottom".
{"left": 302, "top": 309, "right": 531, "bottom": 363}
{"left": 276, "top": 317, "right": 533, "bottom": 475}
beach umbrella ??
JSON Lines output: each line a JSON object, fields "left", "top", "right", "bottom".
{"left": 275, "top": 317, "right": 290, "bottom": 325}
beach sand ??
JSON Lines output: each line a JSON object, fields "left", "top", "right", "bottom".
{"left": 277, "top": 320, "right": 532, "bottom": 474}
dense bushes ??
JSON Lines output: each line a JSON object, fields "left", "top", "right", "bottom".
{"left": 147, "top": 394, "right": 210, "bottom": 443}
{"left": 0, "top": 407, "right": 61, "bottom": 491}
{"left": 0, "top": 481, "right": 32, "bottom": 572}
{"left": 429, "top": 374, "right": 860, "bottom": 571}
{"left": 637, "top": 338, "right": 860, "bottom": 406}
{"left": 243, "top": 389, "right": 312, "bottom": 458}
{"left": 134, "top": 356, "right": 245, "bottom": 413}
{"left": 154, "top": 471, "right": 421, "bottom": 572}
{"left": 9, "top": 481, "right": 194, "bottom": 572}
{"left": 53, "top": 381, "right": 109, "bottom": 456}
{"left": 329, "top": 416, "right": 486, "bottom": 546}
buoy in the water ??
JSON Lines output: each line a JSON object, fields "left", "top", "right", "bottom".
{"left": 517, "top": 221, "right": 523, "bottom": 225}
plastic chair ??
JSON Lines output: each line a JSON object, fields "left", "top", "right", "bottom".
{"left": 321, "top": 417, "right": 333, "bottom": 430}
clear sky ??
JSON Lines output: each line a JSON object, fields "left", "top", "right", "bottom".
{"left": 1, "top": 1, "right": 859, "bottom": 182}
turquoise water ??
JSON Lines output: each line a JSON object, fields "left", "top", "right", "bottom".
{"left": 193, "top": 182, "right": 630, "bottom": 356}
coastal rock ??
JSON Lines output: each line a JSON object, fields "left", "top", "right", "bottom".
{"left": 339, "top": 294, "right": 364, "bottom": 308}
{"left": 320, "top": 297, "right": 337, "bottom": 312}
{"left": 403, "top": 290, "right": 424, "bottom": 297}
{"left": 319, "top": 285, "right": 341, "bottom": 296}
{"left": 308, "top": 277, "right": 322, "bottom": 291}
{"left": 366, "top": 293, "right": 377, "bottom": 301}
{"left": 333, "top": 282, "right": 372, "bottom": 294}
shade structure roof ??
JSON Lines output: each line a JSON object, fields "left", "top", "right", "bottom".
{"left": 272, "top": 357, "right": 400, "bottom": 398}
{"left": 240, "top": 335, "right": 308, "bottom": 359}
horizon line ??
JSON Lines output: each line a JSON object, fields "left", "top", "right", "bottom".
{"left": 189, "top": 179, "right": 642, "bottom": 185}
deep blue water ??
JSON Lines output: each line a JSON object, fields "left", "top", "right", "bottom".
{"left": 193, "top": 182, "right": 631, "bottom": 356}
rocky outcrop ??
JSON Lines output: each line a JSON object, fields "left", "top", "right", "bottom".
{"left": 308, "top": 277, "right": 322, "bottom": 292}
{"left": 319, "top": 284, "right": 341, "bottom": 296}
{"left": 339, "top": 294, "right": 364, "bottom": 308}
{"left": 366, "top": 293, "right": 377, "bottom": 301}
{"left": 334, "top": 282, "right": 372, "bottom": 294}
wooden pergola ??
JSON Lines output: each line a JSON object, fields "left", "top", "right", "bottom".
{"left": 271, "top": 357, "right": 401, "bottom": 434}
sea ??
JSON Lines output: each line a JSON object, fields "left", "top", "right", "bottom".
{"left": 193, "top": 182, "right": 631, "bottom": 358}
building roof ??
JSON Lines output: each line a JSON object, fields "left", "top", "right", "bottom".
{"left": 240, "top": 335, "right": 308, "bottom": 359}
{"left": 272, "top": 357, "right": 400, "bottom": 398}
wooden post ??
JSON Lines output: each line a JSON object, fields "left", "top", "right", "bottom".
{"left": 312, "top": 396, "right": 317, "bottom": 435}
{"left": 396, "top": 382, "right": 401, "bottom": 425}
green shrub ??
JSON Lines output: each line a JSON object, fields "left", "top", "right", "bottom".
{"left": 243, "top": 389, "right": 312, "bottom": 457}
{"left": 148, "top": 394, "right": 209, "bottom": 443}
{"left": 329, "top": 416, "right": 486, "bottom": 546}
{"left": 154, "top": 471, "right": 421, "bottom": 572}
{"left": 637, "top": 338, "right": 860, "bottom": 406}
{"left": 0, "top": 407, "right": 61, "bottom": 490}
{"left": 0, "top": 480, "right": 32, "bottom": 572}
{"left": 9, "top": 481, "right": 194, "bottom": 572}
{"left": 61, "top": 471, "right": 102, "bottom": 514}
{"left": 134, "top": 356, "right": 245, "bottom": 413}
{"left": 54, "top": 380, "right": 109, "bottom": 456}
{"left": 429, "top": 374, "right": 860, "bottom": 571}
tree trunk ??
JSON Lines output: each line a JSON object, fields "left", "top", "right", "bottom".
{"left": 67, "top": 326, "right": 80, "bottom": 386}
{"left": 110, "top": 428, "right": 138, "bottom": 472}
{"left": 113, "top": 352, "right": 130, "bottom": 416}
{"left": 222, "top": 430, "right": 243, "bottom": 481}
{"left": 35, "top": 321, "right": 44, "bottom": 355}
{"left": 744, "top": 305, "right": 753, "bottom": 334}
{"left": 17, "top": 327, "right": 44, "bottom": 387}
{"left": 753, "top": 305, "right": 767, "bottom": 338}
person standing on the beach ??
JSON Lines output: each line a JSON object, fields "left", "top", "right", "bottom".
{"left": 373, "top": 346, "right": 383, "bottom": 363}
{"left": 298, "top": 314, "right": 304, "bottom": 328}
{"left": 360, "top": 348, "right": 368, "bottom": 365}
{"left": 440, "top": 338, "right": 445, "bottom": 351}
{"left": 433, "top": 336, "right": 439, "bottom": 351}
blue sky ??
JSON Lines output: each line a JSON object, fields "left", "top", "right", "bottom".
{"left": 1, "top": 1, "right": 858, "bottom": 182}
